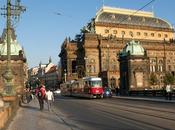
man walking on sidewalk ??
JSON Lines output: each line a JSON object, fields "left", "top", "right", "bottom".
{"left": 46, "top": 89, "right": 54, "bottom": 111}
{"left": 37, "top": 82, "right": 46, "bottom": 110}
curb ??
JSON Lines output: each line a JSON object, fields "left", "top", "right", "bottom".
{"left": 113, "top": 96, "right": 175, "bottom": 103}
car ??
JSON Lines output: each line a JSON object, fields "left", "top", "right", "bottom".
{"left": 53, "top": 89, "right": 61, "bottom": 95}
{"left": 103, "top": 87, "right": 112, "bottom": 98}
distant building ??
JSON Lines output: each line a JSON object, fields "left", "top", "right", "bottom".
{"left": 28, "top": 58, "right": 59, "bottom": 90}
{"left": 0, "top": 28, "right": 28, "bottom": 94}
{"left": 59, "top": 6, "right": 175, "bottom": 90}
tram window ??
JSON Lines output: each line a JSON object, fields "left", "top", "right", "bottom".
{"left": 90, "top": 81, "right": 102, "bottom": 87}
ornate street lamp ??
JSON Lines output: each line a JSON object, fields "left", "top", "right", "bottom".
{"left": 64, "top": 69, "right": 67, "bottom": 82}
{"left": 106, "top": 44, "right": 110, "bottom": 86}
{"left": 84, "top": 57, "right": 88, "bottom": 77}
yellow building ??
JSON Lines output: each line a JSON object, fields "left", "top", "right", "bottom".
{"left": 59, "top": 6, "right": 175, "bottom": 90}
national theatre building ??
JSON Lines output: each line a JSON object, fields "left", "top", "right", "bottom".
{"left": 59, "top": 6, "right": 175, "bottom": 90}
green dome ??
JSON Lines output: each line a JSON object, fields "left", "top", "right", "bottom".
{"left": 0, "top": 28, "right": 22, "bottom": 56}
{"left": 0, "top": 38, "right": 22, "bottom": 56}
{"left": 120, "top": 40, "right": 145, "bottom": 56}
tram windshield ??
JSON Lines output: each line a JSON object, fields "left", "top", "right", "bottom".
{"left": 90, "top": 80, "right": 102, "bottom": 87}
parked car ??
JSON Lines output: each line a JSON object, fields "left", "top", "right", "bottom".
{"left": 53, "top": 89, "right": 61, "bottom": 95}
{"left": 103, "top": 87, "right": 112, "bottom": 98}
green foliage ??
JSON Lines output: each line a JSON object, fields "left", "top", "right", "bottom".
{"left": 149, "top": 73, "right": 158, "bottom": 85}
{"left": 163, "top": 72, "right": 175, "bottom": 85}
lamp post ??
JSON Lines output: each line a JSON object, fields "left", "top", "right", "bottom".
{"left": 64, "top": 69, "right": 67, "bottom": 82}
{"left": 107, "top": 44, "right": 110, "bottom": 87}
{"left": 84, "top": 57, "right": 89, "bottom": 77}
{"left": 2, "top": 0, "right": 14, "bottom": 95}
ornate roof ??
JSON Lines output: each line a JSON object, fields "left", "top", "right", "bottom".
{"left": 95, "top": 6, "right": 172, "bottom": 29}
{"left": 120, "top": 40, "right": 145, "bottom": 56}
{"left": 0, "top": 28, "right": 22, "bottom": 56}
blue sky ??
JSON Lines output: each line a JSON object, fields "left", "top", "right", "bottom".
{"left": 0, "top": 0, "right": 174, "bottom": 68}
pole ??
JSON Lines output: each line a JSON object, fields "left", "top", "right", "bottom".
{"left": 84, "top": 57, "right": 88, "bottom": 77}
{"left": 64, "top": 69, "right": 67, "bottom": 82}
{"left": 163, "top": 39, "right": 166, "bottom": 72}
{"left": 7, "top": 0, "right": 11, "bottom": 68}
{"left": 107, "top": 44, "right": 110, "bottom": 87}
{"left": 3, "top": 0, "right": 14, "bottom": 95}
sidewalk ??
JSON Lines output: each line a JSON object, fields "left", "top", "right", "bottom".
{"left": 6, "top": 99, "right": 72, "bottom": 130}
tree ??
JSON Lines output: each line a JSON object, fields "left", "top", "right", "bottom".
{"left": 149, "top": 73, "right": 158, "bottom": 85}
{"left": 163, "top": 72, "right": 175, "bottom": 85}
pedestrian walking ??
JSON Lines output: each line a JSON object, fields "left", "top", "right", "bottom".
{"left": 115, "top": 87, "right": 119, "bottom": 96}
{"left": 46, "top": 89, "right": 54, "bottom": 111}
{"left": 37, "top": 83, "right": 46, "bottom": 110}
{"left": 166, "top": 84, "right": 172, "bottom": 100}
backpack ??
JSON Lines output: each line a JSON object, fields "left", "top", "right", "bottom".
{"left": 38, "top": 86, "right": 46, "bottom": 99}
{"left": 38, "top": 90, "right": 42, "bottom": 98}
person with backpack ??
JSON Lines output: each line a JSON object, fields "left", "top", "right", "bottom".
{"left": 37, "top": 83, "right": 46, "bottom": 110}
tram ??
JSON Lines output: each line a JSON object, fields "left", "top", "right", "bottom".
{"left": 60, "top": 77, "right": 104, "bottom": 99}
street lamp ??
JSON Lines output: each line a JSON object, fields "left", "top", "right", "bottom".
{"left": 106, "top": 44, "right": 110, "bottom": 87}
{"left": 84, "top": 57, "right": 88, "bottom": 77}
{"left": 64, "top": 69, "right": 67, "bottom": 82}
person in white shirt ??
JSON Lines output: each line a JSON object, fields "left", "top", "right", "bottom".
{"left": 166, "top": 84, "right": 172, "bottom": 100}
{"left": 46, "top": 89, "right": 54, "bottom": 111}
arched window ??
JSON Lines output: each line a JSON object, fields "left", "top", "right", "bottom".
{"left": 144, "top": 32, "right": 148, "bottom": 36}
{"left": 137, "top": 32, "right": 141, "bottom": 36}
{"left": 105, "top": 29, "right": 109, "bottom": 34}
{"left": 113, "top": 30, "right": 117, "bottom": 34}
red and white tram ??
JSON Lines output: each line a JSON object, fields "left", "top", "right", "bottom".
{"left": 60, "top": 77, "right": 104, "bottom": 99}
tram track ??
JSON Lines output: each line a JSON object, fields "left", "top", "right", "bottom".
{"left": 54, "top": 96, "right": 175, "bottom": 130}
{"left": 91, "top": 100, "right": 175, "bottom": 121}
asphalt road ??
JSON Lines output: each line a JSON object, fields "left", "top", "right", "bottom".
{"left": 53, "top": 96, "right": 175, "bottom": 130}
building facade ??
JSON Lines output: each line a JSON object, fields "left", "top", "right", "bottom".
{"left": 59, "top": 6, "right": 175, "bottom": 90}
{"left": 28, "top": 58, "right": 59, "bottom": 90}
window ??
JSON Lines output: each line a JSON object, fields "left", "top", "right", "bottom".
{"left": 150, "top": 59, "right": 156, "bottom": 64}
{"left": 158, "top": 65, "right": 163, "bottom": 72}
{"left": 129, "top": 31, "right": 133, "bottom": 37}
{"left": 151, "top": 66, "right": 156, "bottom": 72}
{"left": 158, "top": 33, "right": 161, "bottom": 38}
{"left": 113, "top": 30, "right": 117, "bottom": 34}
{"left": 158, "top": 60, "right": 163, "bottom": 64}
{"left": 90, "top": 65, "right": 96, "bottom": 73}
{"left": 164, "top": 34, "right": 168, "bottom": 38}
{"left": 105, "top": 29, "right": 109, "bottom": 34}
{"left": 144, "top": 32, "right": 148, "bottom": 36}
{"left": 168, "top": 65, "right": 171, "bottom": 71}
{"left": 151, "top": 33, "right": 154, "bottom": 37}
{"left": 121, "top": 31, "right": 125, "bottom": 36}
{"left": 137, "top": 32, "right": 141, "bottom": 36}
{"left": 72, "top": 60, "right": 77, "bottom": 73}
